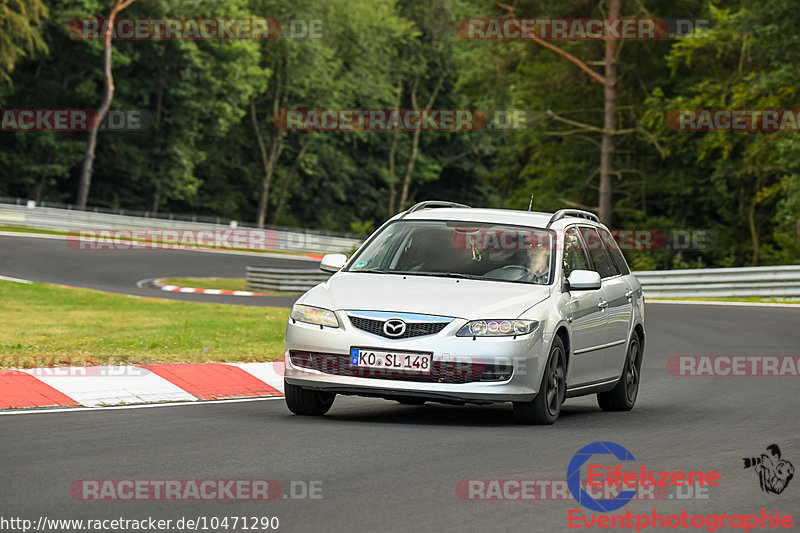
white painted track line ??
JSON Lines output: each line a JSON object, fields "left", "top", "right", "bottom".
{"left": 0, "top": 396, "right": 284, "bottom": 416}
{"left": 649, "top": 299, "right": 800, "bottom": 309}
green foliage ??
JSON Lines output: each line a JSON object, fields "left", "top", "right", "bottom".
{"left": 644, "top": 0, "right": 800, "bottom": 266}
{"left": 0, "top": 0, "right": 48, "bottom": 84}
{"left": 0, "top": 0, "right": 798, "bottom": 267}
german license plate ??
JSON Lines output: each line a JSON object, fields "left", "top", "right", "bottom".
{"left": 350, "top": 348, "right": 432, "bottom": 374}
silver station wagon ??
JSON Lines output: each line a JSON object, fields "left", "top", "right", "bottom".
{"left": 283, "top": 202, "right": 645, "bottom": 424}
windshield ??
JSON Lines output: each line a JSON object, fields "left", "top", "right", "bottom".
{"left": 346, "top": 220, "right": 555, "bottom": 285}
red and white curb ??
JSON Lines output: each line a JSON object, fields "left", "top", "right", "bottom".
{"left": 0, "top": 362, "right": 285, "bottom": 410}
{"left": 148, "top": 278, "right": 267, "bottom": 297}
{"left": 158, "top": 284, "right": 267, "bottom": 297}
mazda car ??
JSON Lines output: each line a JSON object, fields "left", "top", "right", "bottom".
{"left": 283, "top": 201, "right": 645, "bottom": 424}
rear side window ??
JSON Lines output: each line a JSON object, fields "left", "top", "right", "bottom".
{"left": 580, "top": 227, "right": 618, "bottom": 279}
{"left": 563, "top": 227, "right": 590, "bottom": 278}
{"left": 600, "top": 229, "right": 630, "bottom": 275}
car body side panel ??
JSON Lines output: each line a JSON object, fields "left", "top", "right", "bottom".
{"left": 565, "top": 287, "right": 612, "bottom": 385}
{"left": 600, "top": 275, "right": 633, "bottom": 380}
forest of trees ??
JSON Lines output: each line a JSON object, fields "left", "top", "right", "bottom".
{"left": 1, "top": 0, "right": 799, "bottom": 270}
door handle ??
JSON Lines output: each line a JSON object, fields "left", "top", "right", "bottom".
{"left": 598, "top": 300, "right": 609, "bottom": 309}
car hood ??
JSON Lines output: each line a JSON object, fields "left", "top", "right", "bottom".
{"left": 298, "top": 272, "right": 551, "bottom": 319}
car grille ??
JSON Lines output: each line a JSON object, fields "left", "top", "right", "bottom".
{"left": 348, "top": 316, "right": 449, "bottom": 339}
{"left": 289, "top": 351, "right": 513, "bottom": 384}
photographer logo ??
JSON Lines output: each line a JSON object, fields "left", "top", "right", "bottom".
{"left": 743, "top": 445, "right": 794, "bottom": 495}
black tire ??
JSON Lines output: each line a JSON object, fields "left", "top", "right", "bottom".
{"left": 513, "top": 336, "right": 566, "bottom": 425}
{"left": 284, "top": 381, "right": 335, "bottom": 416}
{"left": 597, "top": 332, "right": 642, "bottom": 412}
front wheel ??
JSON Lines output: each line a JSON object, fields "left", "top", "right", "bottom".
{"left": 284, "top": 381, "right": 335, "bottom": 416}
{"left": 597, "top": 332, "right": 642, "bottom": 411}
{"left": 513, "top": 336, "right": 566, "bottom": 425}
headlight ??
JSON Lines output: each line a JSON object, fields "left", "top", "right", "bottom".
{"left": 456, "top": 320, "right": 539, "bottom": 337}
{"left": 290, "top": 304, "right": 339, "bottom": 328}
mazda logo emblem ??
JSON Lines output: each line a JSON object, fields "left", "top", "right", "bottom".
{"left": 383, "top": 318, "right": 407, "bottom": 337}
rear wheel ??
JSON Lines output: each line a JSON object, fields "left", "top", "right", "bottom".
{"left": 597, "top": 332, "right": 641, "bottom": 411}
{"left": 513, "top": 336, "right": 566, "bottom": 425}
{"left": 284, "top": 381, "right": 335, "bottom": 416}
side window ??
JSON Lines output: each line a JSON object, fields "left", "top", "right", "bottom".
{"left": 599, "top": 229, "right": 630, "bottom": 275}
{"left": 580, "top": 227, "right": 618, "bottom": 279}
{"left": 563, "top": 227, "right": 590, "bottom": 278}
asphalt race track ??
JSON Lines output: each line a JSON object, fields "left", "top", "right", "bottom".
{"left": 0, "top": 234, "right": 312, "bottom": 307}
{"left": 2, "top": 304, "right": 799, "bottom": 532}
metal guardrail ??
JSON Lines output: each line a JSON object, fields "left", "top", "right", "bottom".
{"left": 246, "top": 266, "right": 331, "bottom": 292}
{"left": 635, "top": 265, "right": 800, "bottom": 299}
{"left": 0, "top": 202, "right": 362, "bottom": 254}
{"left": 246, "top": 264, "right": 800, "bottom": 297}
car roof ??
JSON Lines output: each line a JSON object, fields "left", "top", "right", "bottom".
{"left": 398, "top": 207, "right": 603, "bottom": 230}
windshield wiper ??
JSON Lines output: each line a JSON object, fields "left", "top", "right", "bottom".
{"left": 352, "top": 270, "right": 484, "bottom": 280}
{"left": 415, "top": 272, "right": 485, "bottom": 280}
{"left": 353, "top": 268, "right": 392, "bottom": 274}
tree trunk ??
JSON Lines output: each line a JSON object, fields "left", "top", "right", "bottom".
{"left": 398, "top": 72, "right": 445, "bottom": 210}
{"left": 387, "top": 130, "right": 399, "bottom": 214}
{"left": 272, "top": 134, "right": 312, "bottom": 225}
{"left": 150, "top": 87, "right": 163, "bottom": 215}
{"left": 252, "top": 79, "right": 284, "bottom": 228}
{"left": 748, "top": 199, "right": 759, "bottom": 265}
{"left": 598, "top": 0, "right": 620, "bottom": 226}
{"left": 76, "top": 0, "right": 137, "bottom": 209}
{"left": 150, "top": 191, "right": 160, "bottom": 215}
{"left": 387, "top": 75, "right": 403, "bottom": 215}
{"left": 748, "top": 179, "right": 760, "bottom": 265}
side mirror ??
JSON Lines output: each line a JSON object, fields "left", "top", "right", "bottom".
{"left": 320, "top": 253, "right": 347, "bottom": 273}
{"left": 566, "top": 270, "right": 602, "bottom": 291}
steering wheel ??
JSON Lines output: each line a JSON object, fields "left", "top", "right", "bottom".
{"left": 484, "top": 264, "right": 532, "bottom": 281}
{"left": 500, "top": 265, "right": 532, "bottom": 274}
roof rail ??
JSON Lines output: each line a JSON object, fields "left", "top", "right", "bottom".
{"left": 401, "top": 200, "right": 470, "bottom": 218}
{"left": 546, "top": 209, "right": 600, "bottom": 227}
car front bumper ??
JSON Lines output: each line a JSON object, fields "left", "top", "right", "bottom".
{"left": 283, "top": 314, "right": 547, "bottom": 403}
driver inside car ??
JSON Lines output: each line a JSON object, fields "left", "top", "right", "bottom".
{"left": 523, "top": 238, "right": 551, "bottom": 284}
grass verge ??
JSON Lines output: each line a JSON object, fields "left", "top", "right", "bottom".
{"left": 0, "top": 224, "right": 69, "bottom": 236}
{"left": 0, "top": 280, "right": 288, "bottom": 365}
